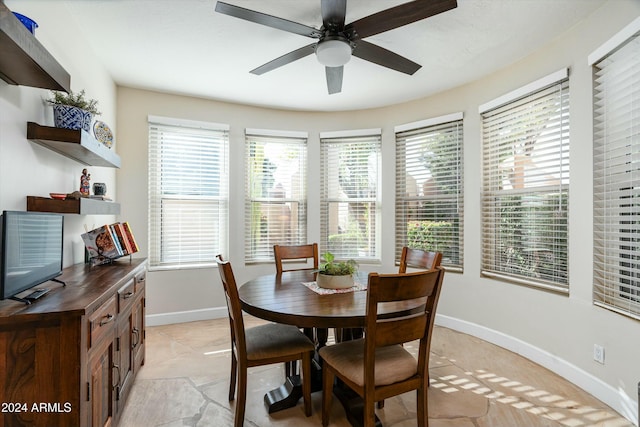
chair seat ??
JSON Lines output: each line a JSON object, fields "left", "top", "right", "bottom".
{"left": 319, "top": 338, "right": 417, "bottom": 387}
{"left": 246, "top": 323, "right": 315, "bottom": 360}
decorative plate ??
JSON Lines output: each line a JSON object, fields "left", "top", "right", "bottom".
{"left": 93, "top": 121, "right": 113, "bottom": 148}
{"left": 49, "top": 193, "right": 66, "bottom": 200}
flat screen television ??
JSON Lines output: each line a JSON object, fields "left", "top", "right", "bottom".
{"left": 0, "top": 210, "right": 64, "bottom": 302}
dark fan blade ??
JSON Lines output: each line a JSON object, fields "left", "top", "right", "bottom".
{"left": 325, "top": 66, "right": 343, "bottom": 94}
{"left": 250, "top": 44, "right": 316, "bottom": 75}
{"left": 352, "top": 40, "right": 421, "bottom": 75}
{"left": 345, "top": 0, "right": 457, "bottom": 39}
{"left": 215, "top": 2, "right": 322, "bottom": 38}
{"left": 321, "top": 0, "right": 347, "bottom": 32}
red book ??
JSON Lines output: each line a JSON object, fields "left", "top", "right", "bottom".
{"left": 113, "top": 222, "right": 133, "bottom": 255}
{"left": 122, "top": 222, "right": 140, "bottom": 254}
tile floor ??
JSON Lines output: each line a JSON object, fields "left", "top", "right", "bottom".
{"left": 119, "top": 317, "right": 633, "bottom": 427}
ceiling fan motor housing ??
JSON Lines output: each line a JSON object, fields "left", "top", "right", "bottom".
{"left": 315, "top": 34, "right": 352, "bottom": 67}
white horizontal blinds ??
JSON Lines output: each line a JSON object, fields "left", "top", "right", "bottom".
{"left": 148, "top": 119, "right": 229, "bottom": 269}
{"left": 593, "top": 32, "right": 640, "bottom": 319}
{"left": 244, "top": 132, "right": 307, "bottom": 263}
{"left": 395, "top": 117, "right": 464, "bottom": 270}
{"left": 481, "top": 78, "right": 570, "bottom": 290}
{"left": 320, "top": 133, "right": 381, "bottom": 261}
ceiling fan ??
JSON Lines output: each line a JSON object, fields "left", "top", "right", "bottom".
{"left": 215, "top": 0, "right": 458, "bottom": 94}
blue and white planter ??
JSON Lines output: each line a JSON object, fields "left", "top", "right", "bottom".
{"left": 52, "top": 105, "right": 93, "bottom": 132}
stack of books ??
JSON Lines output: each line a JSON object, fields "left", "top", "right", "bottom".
{"left": 81, "top": 222, "right": 139, "bottom": 265}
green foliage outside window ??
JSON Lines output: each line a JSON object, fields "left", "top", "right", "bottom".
{"left": 497, "top": 192, "right": 568, "bottom": 283}
{"left": 407, "top": 221, "right": 454, "bottom": 260}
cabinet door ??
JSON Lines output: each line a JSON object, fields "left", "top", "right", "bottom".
{"left": 116, "top": 309, "right": 134, "bottom": 405}
{"left": 87, "top": 337, "right": 115, "bottom": 427}
{"left": 132, "top": 292, "right": 145, "bottom": 372}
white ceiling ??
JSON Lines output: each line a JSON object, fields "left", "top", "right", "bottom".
{"left": 59, "top": 0, "right": 605, "bottom": 112}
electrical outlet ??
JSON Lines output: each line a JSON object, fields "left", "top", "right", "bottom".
{"left": 593, "top": 344, "right": 605, "bottom": 364}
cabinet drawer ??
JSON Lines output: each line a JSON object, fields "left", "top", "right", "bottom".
{"left": 135, "top": 272, "right": 146, "bottom": 293}
{"left": 118, "top": 278, "right": 136, "bottom": 313}
{"left": 118, "top": 272, "right": 145, "bottom": 314}
{"left": 88, "top": 295, "right": 117, "bottom": 349}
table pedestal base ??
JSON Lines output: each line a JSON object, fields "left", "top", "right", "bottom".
{"left": 263, "top": 375, "right": 382, "bottom": 427}
{"left": 262, "top": 327, "right": 380, "bottom": 426}
{"left": 264, "top": 375, "right": 303, "bottom": 414}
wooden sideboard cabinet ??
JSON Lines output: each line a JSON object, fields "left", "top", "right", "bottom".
{"left": 0, "top": 258, "right": 147, "bottom": 427}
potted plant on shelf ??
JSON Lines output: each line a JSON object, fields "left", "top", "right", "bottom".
{"left": 47, "top": 89, "right": 100, "bottom": 132}
{"left": 316, "top": 251, "right": 358, "bottom": 289}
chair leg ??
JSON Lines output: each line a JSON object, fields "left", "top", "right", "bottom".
{"left": 364, "top": 392, "right": 376, "bottom": 427}
{"left": 234, "top": 363, "right": 248, "bottom": 427}
{"left": 301, "top": 353, "right": 312, "bottom": 417}
{"left": 229, "top": 351, "right": 237, "bottom": 401}
{"left": 322, "top": 366, "right": 335, "bottom": 427}
{"left": 417, "top": 385, "right": 428, "bottom": 427}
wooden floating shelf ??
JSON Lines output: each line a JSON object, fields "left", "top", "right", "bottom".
{"left": 0, "top": 3, "right": 70, "bottom": 92}
{"left": 27, "top": 122, "right": 121, "bottom": 168}
{"left": 27, "top": 196, "right": 121, "bottom": 215}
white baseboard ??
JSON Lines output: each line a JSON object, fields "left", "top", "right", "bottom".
{"left": 146, "top": 307, "right": 227, "bottom": 326}
{"left": 436, "top": 314, "right": 639, "bottom": 427}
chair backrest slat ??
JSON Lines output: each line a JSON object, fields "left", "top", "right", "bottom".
{"left": 273, "top": 243, "right": 319, "bottom": 274}
{"left": 375, "top": 314, "right": 428, "bottom": 347}
{"left": 399, "top": 247, "right": 442, "bottom": 273}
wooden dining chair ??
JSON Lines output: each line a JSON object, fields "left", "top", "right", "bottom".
{"left": 215, "top": 255, "right": 315, "bottom": 426}
{"left": 370, "top": 247, "right": 440, "bottom": 410}
{"left": 273, "top": 243, "right": 319, "bottom": 274}
{"left": 399, "top": 246, "right": 442, "bottom": 273}
{"left": 319, "top": 267, "right": 445, "bottom": 427}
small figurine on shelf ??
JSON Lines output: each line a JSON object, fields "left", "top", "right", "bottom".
{"left": 80, "top": 168, "right": 91, "bottom": 196}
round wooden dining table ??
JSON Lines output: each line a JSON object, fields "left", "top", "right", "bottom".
{"left": 239, "top": 270, "right": 369, "bottom": 328}
{"left": 238, "top": 270, "right": 424, "bottom": 427}
{"left": 239, "top": 270, "right": 425, "bottom": 328}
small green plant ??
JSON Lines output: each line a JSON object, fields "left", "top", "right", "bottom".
{"left": 318, "top": 251, "right": 358, "bottom": 276}
{"left": 47, "top": 90, "right": 101, "bottom": 115}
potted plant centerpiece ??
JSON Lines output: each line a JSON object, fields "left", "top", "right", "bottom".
{"left": 316, "top": 251, "right": 358, "bottom": 289}
{"left": 47, "top": 89, "right": 100, "bottom": 132}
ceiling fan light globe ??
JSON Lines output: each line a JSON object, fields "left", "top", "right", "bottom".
{"left": 316, "top": 39, "right": 351, "bottom": 67}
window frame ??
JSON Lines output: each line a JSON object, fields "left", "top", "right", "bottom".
{"left": 319, "top": 129, "right": 382, "bottom": 262}
{"left": 394, "top": 113, "right": 464, "bottom": 271}
{"left": 147, "top": 115, "right": 229, "bottom": 270}
{"left": 479, "top": 70, "right": 570, "bottom": 292}
{"left": 244, "top": 129, "right": 308, "bottom": 264}
{"left": 590, "top": 18, "right": 640, "bottom": 320}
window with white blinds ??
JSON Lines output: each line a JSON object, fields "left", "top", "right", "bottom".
{"left": 395, "top": 114, "right": 464, "bottom": 270}
{"left": 320, "top": 131, "right": 381, "bottom": 261}
{"left": 480, "top": 72, "right": 570, "bottom": 291}
{"left": 148, "top": 116, "right": 229, "bottom": 269}
{"left": 592, "top": 27, "right": 640, "bottom": 319}
{"left": 244, "top": 130, "right": 307, "bottom": 263}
